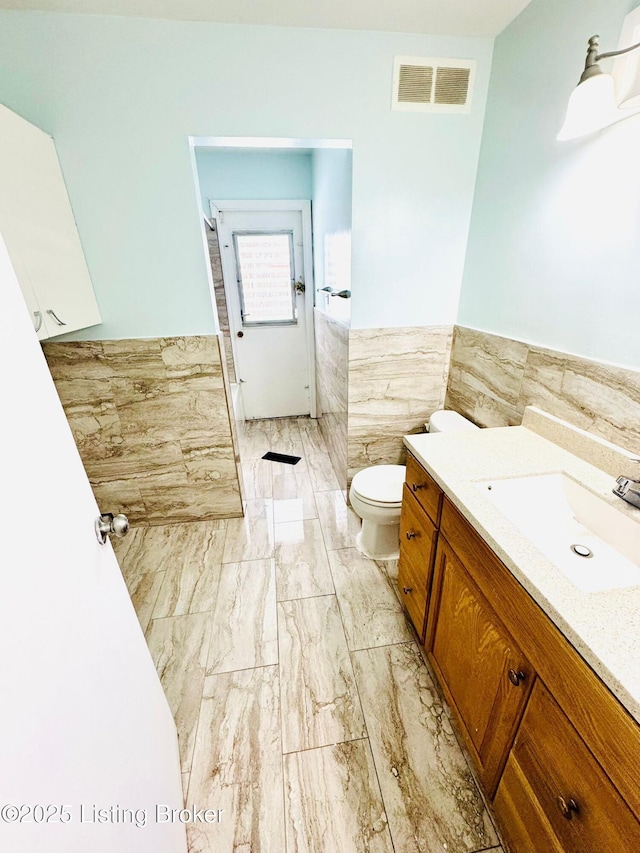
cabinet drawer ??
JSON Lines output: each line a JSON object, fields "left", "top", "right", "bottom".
{"left": 398, "top": 554, "right": 429, "bottom": 639}
{"left": 398, "top": 486, "right": 438, "bottom": 638}
{"left": 405, "top": 453, "right": 442, "bottom": 526}
{"left": 494, "top": 680, "right": 640, "bottom": 853}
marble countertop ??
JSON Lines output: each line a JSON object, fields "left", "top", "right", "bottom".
{"left": 404, "top": 419, "right": 640, "bottom": 724}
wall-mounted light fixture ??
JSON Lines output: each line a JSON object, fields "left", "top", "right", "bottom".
{"left": 558, "top": 34, "right": 640, "bottom": 141}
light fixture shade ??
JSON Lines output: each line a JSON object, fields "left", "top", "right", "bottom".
{"left": 618, "top": 60, "right": 640, "bottom": 109}
{"left": 557, "top": 74, "right": 628, "bottom": 140}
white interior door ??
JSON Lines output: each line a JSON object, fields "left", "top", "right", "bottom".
{"left": 216, "top": 204, "right": 313, "bottom": 420}
{"left": 0, "top": 232, "right": 185, "bottom": 853}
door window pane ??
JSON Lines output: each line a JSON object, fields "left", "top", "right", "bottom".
{"left": 233, "top": 231, "right": 296, "bottom": 325}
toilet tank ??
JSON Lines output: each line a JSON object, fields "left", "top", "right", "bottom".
{"left": 427, "top": 410, "right": 478, "bottom": 433}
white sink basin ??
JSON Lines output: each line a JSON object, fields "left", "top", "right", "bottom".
{"left": 480, "top": 473, "right": 640, "bottom": 593}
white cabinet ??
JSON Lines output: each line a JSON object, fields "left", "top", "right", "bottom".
{"left": 0, "top": 102, "right": 101, "bottom": 339}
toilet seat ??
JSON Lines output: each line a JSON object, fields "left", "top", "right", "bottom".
{"left": 350, "top": 465, "right": 405, "bottom": 507}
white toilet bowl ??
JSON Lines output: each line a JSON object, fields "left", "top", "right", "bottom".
{"left": 349, "top": 464, "right": 406, "bottom": 560}
{"left": 349, "top": 410, "right": 479, "bottom": 560}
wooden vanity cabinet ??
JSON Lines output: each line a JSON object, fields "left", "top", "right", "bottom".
{"left": 494, "top": 680, "right": 640, "bottom": 853}
{"left": 434, "top": 494, "right": 640, "bottom": 851}
{"left": 399, "top": 453, "right": 640, "bottom": 852}
{"left": 425, "top": 535, "right": 534, "bottom": 795}
{"left": 397, "top": 454, "right": 443, "bottom": 640}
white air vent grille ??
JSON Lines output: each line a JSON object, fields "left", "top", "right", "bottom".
{"left": 392, "top": 56, "right": 476, "bottom": 113}
{"left": 397, "top": 64, "right": 434, "bottom": 104}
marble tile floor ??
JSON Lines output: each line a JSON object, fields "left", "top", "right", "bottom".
{"left": 113, "top": 416, "right": 504, "bottom": 853}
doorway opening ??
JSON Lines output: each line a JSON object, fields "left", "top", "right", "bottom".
{"left": 190, "top": 136, "right": 353, "bottom": 428}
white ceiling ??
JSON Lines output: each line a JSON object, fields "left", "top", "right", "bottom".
{"left": 0, "top": 0, "right": 533, "bottom": 38}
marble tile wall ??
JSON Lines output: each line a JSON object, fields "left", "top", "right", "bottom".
{"left": 314, "top": 308, "right": 349, "bottom": 490}
{"left": 347, "top": 325, "right": 453, "bottom": 481}
{"left": 43, "top": 334, "right": 243, "bottom": 525}
{"left": 446, "top": 326, "right": 640, "bottom": 455}
{"left": 206, "top": 223, "right": 236, "bottom": 383}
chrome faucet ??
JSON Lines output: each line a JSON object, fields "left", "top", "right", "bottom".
{"left": 613, "top": 457, "right": 640, "bottom": 509}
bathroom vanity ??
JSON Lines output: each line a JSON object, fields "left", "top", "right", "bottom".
{"left": 398, "top": 410, "right": 640, "bottom": 852}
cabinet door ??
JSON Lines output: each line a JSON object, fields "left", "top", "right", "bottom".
{"left": 494, "top": 680, "right": 640, "bottom": 853}
{"left": 0, "top": 102, "right": 102, "bottom": 339}
{"left": 398, "top": 485, "right": 437, "bottom": 638}
{"left": 426, "top": 537, "right": 533, "bottom": 794}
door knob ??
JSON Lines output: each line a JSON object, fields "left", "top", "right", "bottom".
{"left": 403, "top": 587, "right": 413, "bottom": 594}
{"left": 95, "top": 513, "right": 130, "bottom": 544}
{"left": 237, "top": 331, "right": 244, "bottom": 338}
{"left": 406, "top": 531, "right": 416, "bottom": 540}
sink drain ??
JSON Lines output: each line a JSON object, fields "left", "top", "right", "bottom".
{"left": 571, "top": 544, "right": 593, "bottom": 558}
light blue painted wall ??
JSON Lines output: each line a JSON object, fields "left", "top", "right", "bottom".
{"left": 195, "top": 149, "right": 312, "bottom": 212}
{"left": 458, "top": 0, "right": 640, "bottom": 367}
{"left": 311, "top": 148, "right": 353, "bottom": 325}
{"left": 0, "top": 12, "right": 493, "bottom": 339}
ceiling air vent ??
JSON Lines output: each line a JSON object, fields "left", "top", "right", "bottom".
{"left": 392, "top": 56, "right": 476, "bottom": 113}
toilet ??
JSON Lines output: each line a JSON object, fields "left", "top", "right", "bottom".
{"left": 349, "top": 409, "right": 478, "bottom": 560}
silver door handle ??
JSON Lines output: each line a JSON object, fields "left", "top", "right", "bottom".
{"left": 33, "top": 311, "right": 42, "bottom": 332}
{"left": 95, "top": 513, "right": 129, "bottom": 544}
{"left": 47, "top": 309, "right": 67, "bottom": 326}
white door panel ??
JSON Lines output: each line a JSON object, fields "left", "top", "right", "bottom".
{"left": 0, "top": 232, "right": 185, "bottom": 852}
{"left": 217, "top": 205, "right": 313, "bottom": 420}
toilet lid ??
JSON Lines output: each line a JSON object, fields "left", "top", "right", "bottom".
{"left": 351, "top": 465, "right": 406, "bottom": 504}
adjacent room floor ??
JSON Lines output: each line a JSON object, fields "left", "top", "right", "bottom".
{"left": 113, "top": 417, "right": 505, "bottom": 853}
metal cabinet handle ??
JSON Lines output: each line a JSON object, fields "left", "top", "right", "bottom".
{"left": 403, "top": 587, "right": 413, "bottom": 594}
{"left": 95, "top": 513, "right": 130, "bottom": 544}
{"left": 557, "top": 795, "right": 579, "bottom": 820}
{"left": 412, "top": 483, "right": 426, "bottom": 492}
{"left": 508, "top": 669, "right": 526, "bottom": 686}
{"left": 33, "top": 310, "right": 42, "bottom": 332}
{"left": 47, "top": 309, "right": 67, "bottom": 326}
{"left": 406, "top": 531, "right": 416, "bottom": 540}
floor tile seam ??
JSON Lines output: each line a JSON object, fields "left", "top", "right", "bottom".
{"left": 346, "top": 636, "right": 423, "bottom": 654}
{"left": 313, "top": 564, "right": 371, "bottom": 761}
{"left": 346, "top": 639, "right": 400, "bottom": 853}
{"left": 276, "top": 592, "right": 366, "bottom": 757}
{"left": 145, "top": 606, "right": 217, "bottom": 625}
{"left": 203, "top": 661, "right": 280, "bottom": 681}
{"left": 306, "top": 509, "right": 332, "bottom": 562}
{"left": 353, "top": 639, "right": 501, "bottom": 851}
{"left": 281, "top": 735, "right": 370, "bottom": 759}
{"left": 275, "top": 590, "right": 337, "bottom": 605}
{"left": 205, "top": 649, "right": 280, "bottom": 678}
{"left": 281, "top": 732, "right": 370, "bottom": 757}
{"left": 276, "top": 592, "right": 339, "bottom": 609}
{"left": 220, "top": 544, "right": 275, "bottom": 565}
{"left": 151, "top": 559, "right": 226, "bottom": 622}
{"left": 132, "top": 518, "right": 230, "bottom": 532}
{"left": 269, "top": 568, "right": 288, "bottom": 853}
{"left": 179, "top": 610, "right": 216, "bottom": 795}
{"left": 326, "top": 551, "right": 406, "bottom": 654}
{"left": 216, "top": 555, "right": 276, "bottom": 569}
{"left": 142, "top": 568, "right": 169, "bottom": 629}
